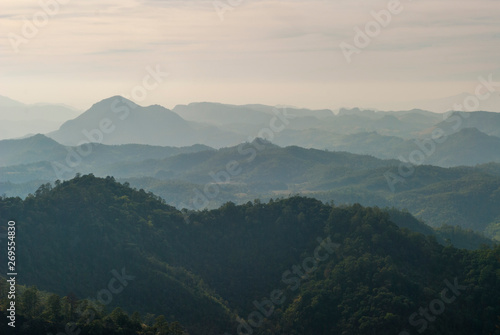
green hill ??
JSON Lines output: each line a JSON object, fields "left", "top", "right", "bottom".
{"left": 3, "top": 140, "right": 500, "bottom": 239}
{"left": 0, "top": 175, "right": 499, "bottom": 334}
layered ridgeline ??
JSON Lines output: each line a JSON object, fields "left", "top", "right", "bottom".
{"left": 3, "top": 94, "right": 500, "bottom": 165}
{"left": 0, "top": 95, "right": 80, "bottom": 140}
{"left": 47, "top": 96, "right": 244, "bottom": 148}
{"left": 0, "top": 133, "right": 212, "bottom": 176}
{"left": 0, "top": 175, "right": 499, "bottom": 334}
{"left": 44, "top": 96, "right": 500, "bottom": 165}
{"left": 2, "top": 137, "right": 500, "bottom": 240}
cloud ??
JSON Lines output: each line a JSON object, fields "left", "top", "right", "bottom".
{"left": 1, "top": 0, "right": 499, "bottom": 110}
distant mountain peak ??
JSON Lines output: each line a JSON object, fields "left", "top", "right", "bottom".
{"left": 250, "top": 137, "right": 278, "bottom": 147}
{"left": 91, "top": 95, "right": 139, "bottom": 109}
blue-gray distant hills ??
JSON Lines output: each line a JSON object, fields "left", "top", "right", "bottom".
{"left": 2, "top": 96, "right": 500, "bottom": 240}
{"left": 45, "top": 96, "right": 500, "bottom": 154}
{"left": 0, "top": 133, "right": 212, "bottom": 168}
{"left": 47, "top": 96, "right": 244, "bottom": 147}
{"left": 0, "top": 95, "right": 80, "bottom": 139}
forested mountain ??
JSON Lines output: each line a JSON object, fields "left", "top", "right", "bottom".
{"left": 0, "top": 283, "right": 187, "bottom": 335}
{"left": 0, "top": 175, "right": 498, "bottom": 334}
{"left": 0, "top": 134, "right": 212, "bottom": 168}
{"left": 2, "top": 139, "right": 500, "bottom": 239}
{"left": 0, "top": 134, "right": 67, "bottom": 167}
{"left": 0, "top": 176, "right": 234, "bottom": 334}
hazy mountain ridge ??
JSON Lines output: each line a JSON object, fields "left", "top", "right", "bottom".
{"left": 47, "top": 96, "right": 245, "bottom": 147}
{"left": 0, "top": 95, "right": 81, "bottom": 140}
{"left": 173, "top": 102, "right": 333, "bottom": 126}
{"left": 3, "top": 95, "right": 500, "bottom": 239}
{"left": 2, "top": 138, "right": 500, "bottom": 238}
{"left": 0, "top": 133, "right": 212, "bottom": 169}
{"left": 42, "top": 97, "right": 500, "bottom": 166}
{"left": 294, "top": 127, "right": 500, "bottom": 167}
{"left": 431, "top": 111, "right": 500, "bottom": 137}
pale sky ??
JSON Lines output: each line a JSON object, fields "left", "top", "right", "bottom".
{"left": 1, "top": 0, "right": 499, "bottom": 111}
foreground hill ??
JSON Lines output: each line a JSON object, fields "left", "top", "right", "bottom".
{"left": 0, "top": 175, "right": 498, "bottom": 334}
{"left": 0, "top": 175, "right": 234, "bottom": 334}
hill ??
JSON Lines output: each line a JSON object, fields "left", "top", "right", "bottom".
{"left": 0, "top": 95, "right": 80, "bottom": 140}
{"left": 0, "top": 134, "right": 212, "bottom": 169}
{"left": 309, "top": 128, "right": 500, "bottom": 167}
{"left": 47, "top": 96, "right": 243, "bottom": 148}
{"left": 431, "top": 111, "right": 500, "bottom": 137}
{"left": 2, "top": 140, "right": 500, "bottom": 238}
{"left": 0, "top": 175, "right": 498, "bottom": 334}
{"left": 0, "top": 175, "right": 234, "bottom": 334}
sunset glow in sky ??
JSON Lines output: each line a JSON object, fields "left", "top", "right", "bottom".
{"left": 1, "top": 0, "right": 499, "bottom": 111}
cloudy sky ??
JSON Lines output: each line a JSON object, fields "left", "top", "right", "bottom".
{"left": 1, "top": 0, "right": 499, "bottom": 111}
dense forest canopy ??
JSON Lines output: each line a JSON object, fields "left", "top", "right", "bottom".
{"left": 0, "top": 175, "right": 499, "bottom": 334}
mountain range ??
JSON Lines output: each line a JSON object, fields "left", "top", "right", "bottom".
{"left": 1, "top": 94, "right": 500, "bottom": 334}
{"left": 1, "top": 135, "right": 500, "bottom": 240}
{"left": 47, "top": 96, "right": 244, "bottom": 148}
{"left": 2, "top": 95, "right": 500, "bottom": 238}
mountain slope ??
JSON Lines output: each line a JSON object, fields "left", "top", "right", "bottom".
{"left": 0, "top": 134, "right": 67, "bottom": 167}
{"left": 0, "top": 175, "right": 498, "bottom": 335}
{"left": 2, "top": 140, "right": 500, "bottom": 237}
{"left": 0, "top": 175, "right": 234, "bottom": 334}
{"left": 0, "top": 133, "right": 212, "bottom": 165}
{"left": 318, "top": 128, "right": 500, "bottom": 167}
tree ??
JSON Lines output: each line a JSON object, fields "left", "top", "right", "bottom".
{"left": 20, "top": 286, "right": 41, "bottom": 319}
{"left": 153, "top": 315, "right": 169, "bottom": 334}
{"left": 168, "top": 321, "right": 185, "bottom": 335}
{"left": 46, "top": 293, "right": 62, "bottom": 322}
{"left": 109, "top": 307, "right": 130, "bottom": 328}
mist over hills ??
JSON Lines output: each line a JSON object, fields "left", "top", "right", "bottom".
{"left": 0, "top": 133, "right": 211, "bottom": 176}
{"left": 173, "top": 102, "right": 333, "bottom": 126}
{"left": 47, "top": 96, "right": 244, "bottom": 147}
{"left": 2, "top": 96, "right": 500, "bottom": 236}
{"left": 3, "top": 94, "right": 500, "bottom": 153}
{"left": 287, "top": 127, "right": 500, "bottom": 167}
{"left": 2, "top": 135, "right": 500, "bottom": 240}
{"left": 431, "top": 111, "right": 500, "bottom": 137}
{"left": 0, "top": 95, "right": 80, "bottom": 140}
{"left": 2, "top": 95, "right": 500, "bottom": 241}
{"left": 1, "top": 94, "right": 500, "bottom": 334}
